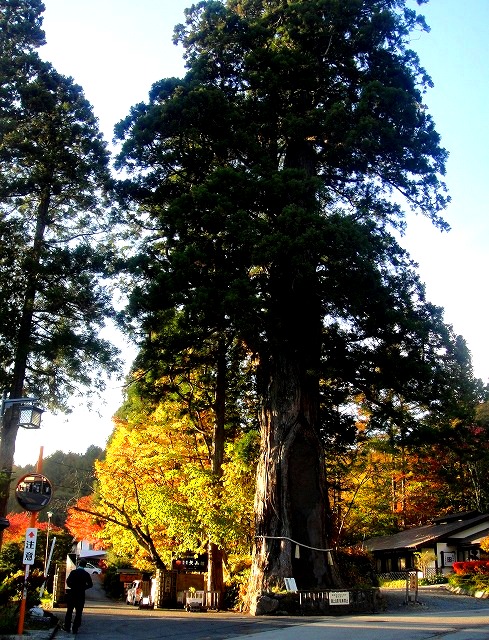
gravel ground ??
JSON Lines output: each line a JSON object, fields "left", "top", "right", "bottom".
{"left": 382, "top": 585, "right": 489, "bottom": 613}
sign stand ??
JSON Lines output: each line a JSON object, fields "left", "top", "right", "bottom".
{"left": 17, "top": 447, "right": 52, "bottom": 635}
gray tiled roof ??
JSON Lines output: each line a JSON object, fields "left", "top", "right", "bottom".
{"left": 365, "top": 513, "right": 489, "bottom": 552}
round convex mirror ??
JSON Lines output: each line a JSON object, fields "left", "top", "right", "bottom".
{"left": 16, "top": 474, "right": 53, "bottom": 512}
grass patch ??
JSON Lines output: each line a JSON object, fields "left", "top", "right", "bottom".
{"left": 378, "top": 579, "right": 406, "bottom": 589}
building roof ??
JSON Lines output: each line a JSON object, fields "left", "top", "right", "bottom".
{"left": 365, "top": 512, "right": 489, "bottom": 552}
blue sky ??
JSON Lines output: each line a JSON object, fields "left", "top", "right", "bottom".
{"left": 14, "top": 0, "right": 488, "bottom": 465}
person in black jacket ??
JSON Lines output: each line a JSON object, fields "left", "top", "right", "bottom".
{"left": 63, "top": 558, "right": 93, "bottom": 634}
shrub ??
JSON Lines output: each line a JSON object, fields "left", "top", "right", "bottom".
{"left": 0, "top": 603, "right": 18, "bottom": 634}
{"left": 102, "top": 565, "right": 125, "bottom": 599}
{"left": 448, "top": 571, "right": 489, "bottom": 594}
{"left": 0, "top": 569, "right": 45, "bottom": 634}
{"left": 419, "top": 574, "right": 448, "bottom": 586}
{"left": 452, "top": 561, "right": 489, "bottom": 574}
{"left": 336, "top": 548, "right": 378, "bottom": 588}
{"left": 378, "top": 578, "right": 406, "bottom": 588}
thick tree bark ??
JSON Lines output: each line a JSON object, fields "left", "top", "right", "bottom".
{"left": 248, "top": 272, "right": 341, "bottom": 613}
{"left": 0, "top": 190, "right": 50, "bottom": 548}
{"left": 206, "top": 340, "right": 226, "bottom": 601}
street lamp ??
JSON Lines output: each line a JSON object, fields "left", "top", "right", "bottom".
{"left": 1, "top": 392, "right": 44, "bottom": 429}
{"left": 0, "top": 391, "right": 44, "bottom": 550}
{"left": 44, "top": 511, "right": 53, "bottom": 577}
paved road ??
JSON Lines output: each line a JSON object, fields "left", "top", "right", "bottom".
{"left": 53, "top": 577, "right": 489, "bottom": 640}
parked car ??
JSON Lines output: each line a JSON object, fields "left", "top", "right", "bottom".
{"left": 82, "top": 561, "right": 102, "bottom": 575}
{"left": 126, "top": 579, "right": 155, "bottom": 607}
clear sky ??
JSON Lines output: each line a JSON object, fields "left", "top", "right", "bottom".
{"left": 13, "top": 0, "right": 489, "bottom": 466}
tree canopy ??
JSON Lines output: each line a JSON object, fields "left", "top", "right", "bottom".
{"left": 0, "top": 0, "right": 119, "bottom": 543}
{"left": 113, "top": 0, "right": 482, "bottom": 607}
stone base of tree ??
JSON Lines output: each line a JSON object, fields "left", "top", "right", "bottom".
{"left": 251, "top": 588, "right": 384, "bottom": 616}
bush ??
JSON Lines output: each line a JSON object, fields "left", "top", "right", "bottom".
{"left": 0, "top": 542, "right": 23, "bottom": 575}
{"left": 0, "top": 569, "right": 45, "bottom": 634}
{"left": 378, "top": 578, "right": 406, "bottom": 588}
{"left": 452, "top": 561, "right": 489, "bottom": 574}
{"left": 224, "top": 556, "right": 251, "bottom": 611}
{"left": 336, "top": 548, "right": 378, "bottom": 588}
{"left": 0, "top": 603, "right": 18, "bottom": 634}
{"left": 448, "top": 571, "right": 489, "bottom": 594}
{"left": 102, "top": 565, "right": 125, "bottom": 600}
{"left": 419, "top": 574, "right": 448, "bottom": 586}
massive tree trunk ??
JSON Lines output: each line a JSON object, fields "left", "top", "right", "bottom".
{"left": 248, "top": 270, "right": 341, "bottom": 613}
{"left": 0, "top": 191, "right": 50, "bottom": 548}
{"left": 206, "top": 339, "right": 226, "bottom": 602}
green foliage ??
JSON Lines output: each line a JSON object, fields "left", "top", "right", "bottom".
{"left": 0, "top": 55, "right": 119, "bottom": 405}
{"left": 114, "top": 0, "right": 482, "bottom": 461}
{"left": 0, "top": 568, "right": 44, "bottom": 633}
{"left": 378, "top": 578, "right": 406, "bottom": 588}
{"left": 0, "top": 542, "right": 23, "bottom": 575}
{"left": 8, "top": 446, "right": 104, "bottom": 523}
{"left": 223, "top": 556, "right": 251, "bottom": 611}
{"left": 448, "top": 571, "right": 489, "bottom": 594}
{"left": 112, "top": 0, "right": 483, "bottom": 590}
{"left": 0, "top": 0, "right": 119, "bottom": 538}
{"left": 336, "top": 549, "right": 378, "bottom": 589}
{"left": 102, "top": 563, "right": 128, "bottom": 600}
{"left": 0, "top": 568, "right": 44, "bottom": 608}
{"left": 418, "top": 574, "right": 448, "bottom": 586}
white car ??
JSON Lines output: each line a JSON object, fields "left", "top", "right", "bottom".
{"left": 126, "top": 580, "right": 143, "bottom": 605}
{"left": 82, "top": 561, "right": 102, "bottom": 575}
{"left": 126, "top": 579, "right": 155, "bottom": 607}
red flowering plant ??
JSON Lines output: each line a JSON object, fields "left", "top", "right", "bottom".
{"left": 452, "top": 561, "right": 489, "bottom": 574}
{"left": 449, "top": 561, "right": 489, "bottom": 594}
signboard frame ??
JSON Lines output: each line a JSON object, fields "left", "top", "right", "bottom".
{"left": 22, "top": 528, "right": 38, "bottom": 566}
{"left": 329, "top": 590, "right": 350, "bottom": 606}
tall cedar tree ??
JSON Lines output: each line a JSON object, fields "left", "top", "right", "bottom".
{"left": 115, "top": 0, "right": 476, "bottom": 607}
{"left": 0, "top": 0, "right": 118, "bottom": 543}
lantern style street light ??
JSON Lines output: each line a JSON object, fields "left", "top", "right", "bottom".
{"left": 0, "top": 392, "right": 45, "bottom": 549}
{"left": 0, "top": 392, "right": 44, "bottom": 429}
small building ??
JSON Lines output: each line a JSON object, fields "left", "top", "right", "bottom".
{"left": 365, "top": 511, "right": 489, "bottom": 576}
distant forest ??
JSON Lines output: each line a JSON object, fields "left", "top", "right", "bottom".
{"left": 8, "top": 446, "right": 104, "bottom": 526}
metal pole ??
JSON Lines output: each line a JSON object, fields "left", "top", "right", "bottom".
{"left": 17, "top": 447, "right": 43, "bottom": 635}
{"left": 40, "top": 536, "right": 56, "bottom": 601}
{"left": 44, "top": 511, "right": 52, "bottom": 577}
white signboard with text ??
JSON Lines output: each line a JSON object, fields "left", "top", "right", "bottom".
{"left": 22, "top": 528, "right": 38, "bottom": 565}
{"left": 329, "top": 591, "right": 350, "bottom": 605}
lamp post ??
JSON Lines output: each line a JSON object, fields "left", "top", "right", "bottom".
{"left": 44, "top": 511, "right": 53, "bottom": 577}
{"left": 0, "top": 391, "right": 44, "bottom": 549}
{"left": 0, "top": 392, "right": 44, "bottom": 430}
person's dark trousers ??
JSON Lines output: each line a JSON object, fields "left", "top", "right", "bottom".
{"left": 64, "top": 590, "right": 86, "bottom": 633}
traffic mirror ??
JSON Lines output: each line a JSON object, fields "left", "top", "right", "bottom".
{"left": 16, "top": 474, "right": 53, "bottom": 512}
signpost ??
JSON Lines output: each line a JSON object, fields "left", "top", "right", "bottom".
{"left": 22, "top": 528, "right": 38, "bottom": 565}
{"left": 16, "top": 448, "right": 53, "bottom": 635}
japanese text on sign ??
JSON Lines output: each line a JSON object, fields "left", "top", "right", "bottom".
{"left": 23, "top": 528, "right": 38, "bottom": 565}
{"left": 329, "top": 591, "right": 350, "bottom": 605}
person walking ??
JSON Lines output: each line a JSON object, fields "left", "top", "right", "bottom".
{"left": 63, "top": 558, "right": 93, "bottom": 634}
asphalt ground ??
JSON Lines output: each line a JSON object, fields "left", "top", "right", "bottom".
{"left": 16, "top": 579, "right": 489, "bottom": 640}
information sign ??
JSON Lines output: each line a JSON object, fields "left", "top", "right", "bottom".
{"left": 22, "top": 528, "right": 38, "bottom": 565}
{"left": 329, "top": 591, "right": 350, "bottom": 605}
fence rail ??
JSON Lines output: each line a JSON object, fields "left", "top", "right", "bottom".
{"left": 182, "top": 590, "right": 222, "bottom": 611}
{"left": 299, "top": 588, "right": 381, "bottom": 614}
